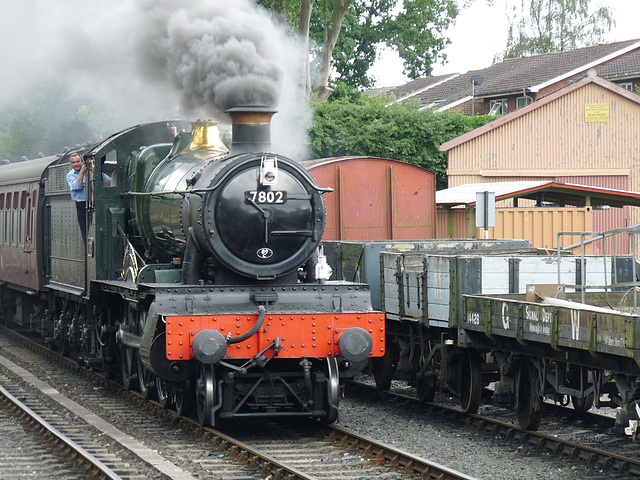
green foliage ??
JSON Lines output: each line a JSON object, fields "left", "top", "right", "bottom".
{"left": 255, "top": 0, "right": 463, "bottom": 91}
{"left": 383, "top": 0, "right": 458, "bottom": 79}
{"left": 502, "top": 0, "right": 614, "bottom": 59}
{"left": 309, "top": 94, "right": 494, "bottom": 188}
{"left": 0, "top": 78, "right": 99, "bottom": 161}
{"left": 329, "top": 1, "right": 385, "bottom": 89}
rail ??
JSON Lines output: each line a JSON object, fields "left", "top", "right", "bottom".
{"left": 0, "top": 384, "right": 122, "bottom": 480}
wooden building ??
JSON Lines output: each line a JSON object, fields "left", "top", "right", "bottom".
{"left": 438, "top": 72, "right": 640, "bottom": 255}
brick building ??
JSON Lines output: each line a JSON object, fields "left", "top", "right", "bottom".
{"left": 370, "top": 39, "right": 640, "bottom": 116}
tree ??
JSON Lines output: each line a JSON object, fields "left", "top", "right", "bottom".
{"left": 309, "top": 93, "right": 495, "bottom": 188}
{"left": 0, "top": 77, "right": 120, "bottom": 161}
{"left": 501, "top": 0, "right": 614, "bottom": 59}
{"left": 259, "top": 0, "right": 461, "bottom": 97}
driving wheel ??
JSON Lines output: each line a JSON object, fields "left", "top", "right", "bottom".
{"left": 196, "top": 363, "right": 216, "bottom": 426}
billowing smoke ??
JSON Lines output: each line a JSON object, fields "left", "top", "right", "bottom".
{"left": 135, "top": 1, "right": 289, "bottom": 115}
{"left": 0, "top": 0, "right": 311, "bottom": 159}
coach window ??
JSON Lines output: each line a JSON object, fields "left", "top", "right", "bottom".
{"left": 19, "top": 191, "right": 27, "bottom": 247}
{"left": 0, "top": 193, "right": 4, "bottom": 245}
{"left": 12, "top": 192, "right": 18, "bottom": 246}
{"left": 4, "top": 193, "right": 10, "bottom": 245}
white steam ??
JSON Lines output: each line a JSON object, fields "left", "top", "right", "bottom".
{"left": 0, "top": 0, "right": 311, "bottom": 158}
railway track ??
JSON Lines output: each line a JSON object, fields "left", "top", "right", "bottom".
{"left": 346, "top": 378, "right": 640, "bottom": 477}
{"left": 0, "top": 325, "right": 473, "bottom": 480}
{"left": 0, "top": 380, "right": 122, "bottom": 480}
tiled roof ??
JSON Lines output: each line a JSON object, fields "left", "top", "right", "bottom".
{"left": 369, "top": 39, "right": 640, "bottom": 110}
{"left": 367, "top": 74, "right": 458, "bottom": 100}
{"left": 439, "top": 72, "right": 640, "bottom": 151}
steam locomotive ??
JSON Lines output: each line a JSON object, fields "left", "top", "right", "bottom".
{"left": 0, "top": 107, "right": 384, "bottom": 425}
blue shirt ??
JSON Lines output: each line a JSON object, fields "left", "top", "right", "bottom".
{"left": 67, "top": 168, "right": 111, "bottom": 201}
{"left": 67, "top": 168, "right": 85, "bottom": 202}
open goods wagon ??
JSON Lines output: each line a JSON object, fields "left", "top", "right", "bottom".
{"left": 328, "top": 238, "right": 640, "bottom": 433}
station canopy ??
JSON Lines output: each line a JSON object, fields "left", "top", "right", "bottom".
{"left": 436, "top": 181, "right": 640, "bottom": 209}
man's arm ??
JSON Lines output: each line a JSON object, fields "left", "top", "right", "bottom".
{"left": 77, "top": 164, "right": 87, "bottom": 186}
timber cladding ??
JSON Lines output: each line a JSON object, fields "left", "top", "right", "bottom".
{"left": 440, "top": 74, "right": 640, "bottom": 255}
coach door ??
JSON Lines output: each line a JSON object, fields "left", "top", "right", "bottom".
{"left": 22, "top": 186, "right": 38, "bottom": 290}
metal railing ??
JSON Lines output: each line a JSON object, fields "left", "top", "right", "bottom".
{"left": 556, "top": 224, "right": 640, "bottom": 310}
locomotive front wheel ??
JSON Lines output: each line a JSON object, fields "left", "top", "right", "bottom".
{"left": 137, "top": 355, "right": 154, "bottom": 399}
{"left": 322, "top": 358, "right": 339, "bottom": 424}
{"left": 196, "top": 363, "right": 216, "bottom": 426}
{"left": 516, "top": 362, "right": 543, "bottom": 431}
{"left": 458, "top": 350, "right": 482, "bottom": 413}
{"left": 156, "top": 376, "right": 172, "bottom": 409}
{"left": 119, "top": 346, "right": 137, "bottom": 390}
{"left": 135, "top": 310, "right": 153, "bottom": 398}
{"left": 175, "top": 378, "right": 195, "bottom": 417}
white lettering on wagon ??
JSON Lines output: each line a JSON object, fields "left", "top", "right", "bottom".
{"left": 603, "top": 336, "right": 624, "bottom": 348}
{"left": 467, "top": 312, "right": 480, "bottom": 325}
{"left": 501, "top": 303, "right": 510, "bottom": 330}
{"left": 524, "top": 305, "right": 552, "bottom": 336}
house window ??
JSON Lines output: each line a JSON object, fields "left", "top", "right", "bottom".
{"left": 517, "top": 96, "right": 532, "bottom": 109}
{"left": 619, "top": 82, "right": 633, "bottom": 91}
{"left": 489, "top": 99, "right": 508, "bottom": 115}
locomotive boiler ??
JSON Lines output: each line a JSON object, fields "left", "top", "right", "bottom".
{"left": 0, "top": 107, "right": 385, "bottom": 426}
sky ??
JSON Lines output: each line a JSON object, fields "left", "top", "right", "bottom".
{"left": 373, "top": 0, "right": 640, "bottom": 87}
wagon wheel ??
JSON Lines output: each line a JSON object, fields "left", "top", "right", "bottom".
{"left": 175, "top": 377, "right": 195, "bottom": 417}
{"left": 569, "top": 365, "right": 594, "bottom": 414}
{"left": 571, "top": 394, "right": 594, "bottom": 414}
{"left": 322, "top": 358, "right": 340, "bottom": 424}
{"left": 458, "top": 350, "right": 483, "bottom": 414}
{"left": 196, "top": 363, "right": 216, "bottom": 426}
{"left": 156, "top": 376, "right": 172, "bottom": 409}
{"left": 516, "top": 361, "right": 543, "bottom": 431}
{"left": 373, "top": 339, "right": 395, "bottom": 391}
{"left": 416, "top": 341, "right": 440, "bottom": 402}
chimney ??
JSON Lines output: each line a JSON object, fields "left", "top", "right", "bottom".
{"left": 226, "top": 106, "right": 275, "bottom": 154}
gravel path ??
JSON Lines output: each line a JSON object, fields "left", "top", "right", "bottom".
{"left": 337, "top": 379, "right": 617, "bottom": 480}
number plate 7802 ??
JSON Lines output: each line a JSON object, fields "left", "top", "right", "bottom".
{"left": 245, "top": 190, "right": 287, "bottom": 204}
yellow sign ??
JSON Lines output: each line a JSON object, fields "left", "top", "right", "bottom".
{"left": 585, "top": 103, "right": 610, "bottom": 122}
